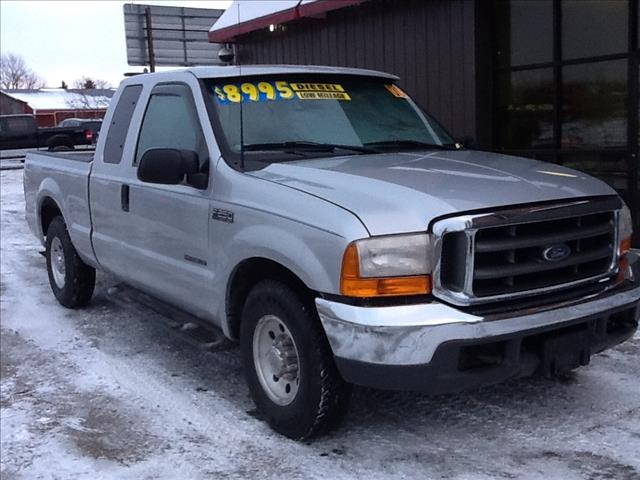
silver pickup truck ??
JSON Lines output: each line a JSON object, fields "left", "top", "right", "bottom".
{"left": 24, "top": 66, "right": 639, "bottom": 439}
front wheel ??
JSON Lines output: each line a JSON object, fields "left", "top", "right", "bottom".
{"left": 46, "top": 216, "right": 95, "bottom": 308}
{"left": 240, "top": 280, "right": 351, "bottom": 439}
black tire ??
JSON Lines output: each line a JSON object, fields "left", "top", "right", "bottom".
{"left": 45, "top": 216, "right": 95, "bottom": 308}
{"left": 49, "top": 145, "right": 74, "bottom": 152}
{"left": 240, "top": 280, "right": 351, "bottom": 440}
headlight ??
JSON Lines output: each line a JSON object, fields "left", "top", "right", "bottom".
{"left": 619, "top": 203, "right": 632, "bottom": 257}
{"left": 340, "top": 233, "right": 433, "bottom": 297}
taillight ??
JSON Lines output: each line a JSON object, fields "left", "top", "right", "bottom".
{"left": 84, "top": 129, "right": 93, "bottom": 142}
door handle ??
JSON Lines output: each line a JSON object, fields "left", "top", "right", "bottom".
{"left": 121, "top": 184, "right": 130, "bottom": 212}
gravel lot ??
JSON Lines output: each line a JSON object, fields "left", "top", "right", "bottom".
{"left": 1, "top": 168, "right": 639, "bottom": 480}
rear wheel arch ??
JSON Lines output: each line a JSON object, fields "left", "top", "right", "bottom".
{"left": 226, "top": 257, "right": 317, "bottom": 340}
{"left": 40, "top": 197, "right": 63, "bottom": 237}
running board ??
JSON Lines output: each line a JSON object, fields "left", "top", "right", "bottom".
{"left": 106, "top": 282, "right": 233, "bottom": 352}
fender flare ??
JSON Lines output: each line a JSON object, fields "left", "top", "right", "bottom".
{"left": 35, "top": 179, "right": 67, "bottom": 239}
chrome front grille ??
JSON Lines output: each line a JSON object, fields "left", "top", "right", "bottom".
{"left": 472, "top": 212, "right": 614, "bottom": 297}
{"left": 432, "top": 198, "right": 621, "bottom": 306}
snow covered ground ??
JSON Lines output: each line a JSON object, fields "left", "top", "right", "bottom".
{"left": 1, "top": 168, "right": 639, "bottom": 480}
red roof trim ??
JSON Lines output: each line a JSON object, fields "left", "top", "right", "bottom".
{"left": 209, "top": 0, "right": 366, "bottom": 43}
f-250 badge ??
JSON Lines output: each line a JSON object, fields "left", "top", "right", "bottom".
{"left": 211, "top": 208, "right": 234, "bottom": 223}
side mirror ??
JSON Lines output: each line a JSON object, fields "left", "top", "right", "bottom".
{"left": 137, "top": 148, "right": 199, "bottom": 185}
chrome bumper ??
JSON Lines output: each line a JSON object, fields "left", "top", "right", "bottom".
{"left": 316, "top": 254, "right": 640, "bottom": 366}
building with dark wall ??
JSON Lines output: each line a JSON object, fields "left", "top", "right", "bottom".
{"left": 0, "top": 91, "right": 31, "bottom": 115}
{"left": 211, "top": 0, "right": 639, "bottom": 243}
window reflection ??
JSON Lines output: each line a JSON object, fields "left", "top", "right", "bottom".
{"left": 495, "top": 0, "right": 552, "bottom": 67}
{"left": 562, "top": 60, "right": 627, "bottom": 148}
{"left": 493, "top": 0, "right": 637, "bottom": 245}
{"left": 560, "top": 151, "right": 627, "bottom": 190}
{"left": 562, "top": 0, "right": 628, "bottom": 59}
{"left": 497, "top": 68, "right": 554, "bottom": 149}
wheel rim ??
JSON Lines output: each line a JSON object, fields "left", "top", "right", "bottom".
{"left": 253, "top": 315, "right": 301, "bottom": 406}
{"left": 50, "top": 237, "right": 66, "bottom": 288}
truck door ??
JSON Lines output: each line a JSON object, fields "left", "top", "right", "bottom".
{"left": 91, "top": 81, "right": 214, "bottom": 319}
{"left": 121, "top": 82, "right": 214, "bottom": 317}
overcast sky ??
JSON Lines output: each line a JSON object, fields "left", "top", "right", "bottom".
{"left": 1, "top": 1, "right": 233, "bottom": 88}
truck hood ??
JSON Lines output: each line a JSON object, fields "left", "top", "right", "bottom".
{"left": 249, "top": 150, "right": 617, "bottom": 236}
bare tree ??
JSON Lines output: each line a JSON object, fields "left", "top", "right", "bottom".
{"left": 0, "top": 52, "right": 45, "bottom": 89}
{"left": 65, "top": 90, "right": 111, "bottom": 113}
{"left": 66, "top": 76, "right": 112, "bottom": 114}
{"left": 72, "top": 76, "right": 111, "bottom": 90}
{"left": 93, "top": 78, "right": 111, "bottom": 89}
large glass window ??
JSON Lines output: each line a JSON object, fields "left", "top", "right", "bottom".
{"left": 562, "top": 0, "right": 628, "bottom": 59}
{"left": 495, "top": 0, "right": 553, "bottom": 67}
{"left": 497, "top": 68, "right": 554, "bottom": 149}
{"left": 493, "top": 0, "right": 638, "bottom": 244}
{"left": 562, "top": 60, "right": 628, "bottom": 148}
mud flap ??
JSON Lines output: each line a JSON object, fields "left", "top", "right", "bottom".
{"left": 541, "top": 330, "right": 592, "bottom": 377}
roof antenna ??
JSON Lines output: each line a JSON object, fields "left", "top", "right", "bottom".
{"left": 237, "top": 1, "right": 245, "bottom": 171}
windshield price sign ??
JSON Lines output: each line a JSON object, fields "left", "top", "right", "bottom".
{"left": 213, "top": 81, "right": 350, "bottom": 104}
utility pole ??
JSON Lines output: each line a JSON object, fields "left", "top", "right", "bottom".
{"left": 145, "top": 7, "right": 156, "bottom": 72}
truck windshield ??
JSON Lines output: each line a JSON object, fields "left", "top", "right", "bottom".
{"left": 205, "top": 75, "right": 456, "bottom": 164}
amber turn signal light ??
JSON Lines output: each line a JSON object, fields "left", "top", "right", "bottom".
{"left": 615, "top": 237, "right": 632, "bottom": 284}
{"left": 620, "top": 237, "right": 631, "bottom": 257}
{"left": 340, "top": 243, "right": 432, "bottom": 297}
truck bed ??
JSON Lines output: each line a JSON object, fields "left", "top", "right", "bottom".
{"left": 23, "top": 150, "right": 97, "bottom": 267}
{"left": 32, "top": 150, "right": 94, "bottom": 163}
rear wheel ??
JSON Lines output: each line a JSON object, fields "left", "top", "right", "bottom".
{"left": 45, "top": 216, "right": 95, "bottom": 308}
{"left": 240, "top": 280, "right": 351, "bottom": 439}
{"left": 49, "top": 145, "right": 74, "bottom": 152}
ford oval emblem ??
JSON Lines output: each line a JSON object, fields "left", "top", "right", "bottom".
{"left": 542, "top": 243, "right": 571, "bottom": 262}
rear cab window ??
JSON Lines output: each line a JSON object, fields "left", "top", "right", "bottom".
{"left": 103, "top": 85, "right": 143, "bottom": 164}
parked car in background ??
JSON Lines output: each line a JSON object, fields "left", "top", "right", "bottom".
{"left": 0, "top": 114, "right": 98, "bottom": 151}
{"left": 57, "top": 118, "right": 102, "bottom": 145}
{"left": 23, "top": 66, "right": 639, "bottom": 440}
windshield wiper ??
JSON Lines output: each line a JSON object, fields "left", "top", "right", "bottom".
{"left": 364, "top": 140, "right": 457, "bottom": 151}
{"left": 242, "top": 141, "right": 378, "bottom": 155}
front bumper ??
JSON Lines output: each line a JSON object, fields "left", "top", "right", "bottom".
{"left": 316, "top": 253, "right": 640, "bottom": 393}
